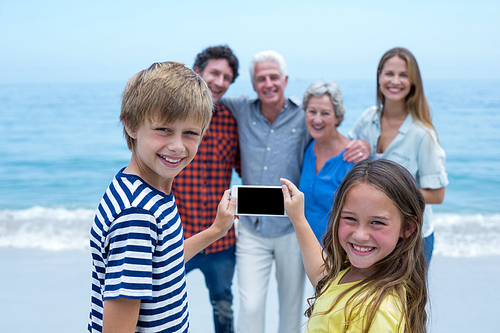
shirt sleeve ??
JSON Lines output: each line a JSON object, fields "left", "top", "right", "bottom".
{"left": 417, "top": 129, "right": 449, "bottom": 189}
{"left": 103, "top": 207, "right": 158, "bottom": 300}
{"left": 347, "top": 117, "right": 363, "bottom": 140}
{"left": 220, "top": 96, "right": 250, "bottom": 121}
{"left": 348, "top": 107, "right": 375, "bottom": 140}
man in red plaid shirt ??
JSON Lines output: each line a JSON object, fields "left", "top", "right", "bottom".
{"left": 172, "top": 45, "right": 240, "bottom": 333}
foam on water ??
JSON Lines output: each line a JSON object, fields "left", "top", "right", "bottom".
{"left": 433, "top": 213, "right": 500, "bottom": 258}
{"left": 0, "top": 206, "right": 94, "bottom": 251}
{"left": 1, "top": 207, "right": 499, "bottom": 257}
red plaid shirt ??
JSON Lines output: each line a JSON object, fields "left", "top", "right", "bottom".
{"left": 172, "top": 104, "right": 240, "bottom": 253}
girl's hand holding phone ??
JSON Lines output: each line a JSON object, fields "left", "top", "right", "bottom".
{"left": 280, "top": 178, "right": 306, "bottom": 224}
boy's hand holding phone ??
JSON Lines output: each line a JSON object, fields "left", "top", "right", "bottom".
{"left": 212, "top": 189, "right": 237, "bottom": 236}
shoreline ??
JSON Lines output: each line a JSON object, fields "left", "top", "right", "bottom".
{"left": 2, "top": 248, "right": 499, "bottom": 332}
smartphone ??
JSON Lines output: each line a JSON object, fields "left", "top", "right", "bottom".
{"left": 231, "top": 185, "right": 287, "bottom": 217}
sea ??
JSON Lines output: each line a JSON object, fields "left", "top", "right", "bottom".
{"left": 1, "top": 78, "right": 499, "bottom": 257}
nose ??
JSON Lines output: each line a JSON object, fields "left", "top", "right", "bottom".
{"left": 263, "top": 77, "right": 273, "bottom": 87}
{"left": 312, "top": 113, "right": 322, "bottom": 123}
{"left": 213, "top": 74, "right": 224, "bottom": 87}
{"left": 167, "top": 133, "right": 184, "bottom": 153}
{"left": 352, "top": 225, "right": 370, "bottom": 242}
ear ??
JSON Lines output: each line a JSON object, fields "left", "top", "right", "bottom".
{"left": 401, "top": 219, "right": 417, "bottom": 239}
{"left": 283, "top": 75, "right": 289, "bottom": 88}
{"left": 193, "top": 66, "right": 201, "bottom": 75}
{"left": 124, "top": 121, "right": 137, "bottom": 139}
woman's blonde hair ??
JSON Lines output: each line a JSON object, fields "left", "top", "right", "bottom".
{"left": 307, "top": 159, "right": 428, "bottom": 333}
{"left": 377, "top": 47, "right": 436, "bottom": 133}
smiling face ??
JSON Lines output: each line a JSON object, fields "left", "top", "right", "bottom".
{"left": 125, "top": 116, "right": 202, "bottom": 193}
{"left": 252, "top": 60, "right": 288, "bottom": 107}
{"left": 378, "top": 56, "right": 412, "bottom": 105}
{"left": 195, "top": 58, "right": 234, "bottom": 103}
{"left": 338, "top": 183, "right": 405, "bottom": 278}
{"left": 305, "top": 94, "right": 338, "bottom": 141}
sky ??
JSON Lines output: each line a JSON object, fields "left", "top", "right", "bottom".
{"left": 1, "top": 0, "right": 499, "bottom": 84}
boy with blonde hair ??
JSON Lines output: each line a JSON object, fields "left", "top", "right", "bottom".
{"left": 88, "top": 61, "right": 237, "bottom": 333}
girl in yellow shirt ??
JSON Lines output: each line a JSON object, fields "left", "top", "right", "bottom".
{"left": 281, "top": 159, "right": 427, "bottom": 332}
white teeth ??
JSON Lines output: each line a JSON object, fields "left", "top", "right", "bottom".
{"left": 352, "top": 244, "right": 374, "bottom": 253}
{"left": 160, "top": 155, "right": 181, "bottom": 163}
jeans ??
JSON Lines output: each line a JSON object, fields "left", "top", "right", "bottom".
{"left": 185, "top": 246, "right": 236, "bottom": 333}
{"left": 235, "top": 222, "right": 306, "bottom": 333}
{"left": 423, "top": 232, "right": 434, "bottom": 269}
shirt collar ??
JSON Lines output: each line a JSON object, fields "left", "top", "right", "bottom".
{"left": 252, "top": 96, "right": 296, "bottom": 109}
{"left": 398, "top": 113, "right": 413, "bottom": 134}
{"left": 374, "top": 107, "right": 413, "bottom": 134}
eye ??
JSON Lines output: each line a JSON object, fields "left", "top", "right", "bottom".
{"left": 371, "top": 220, "right": 386, "bottom": 226}
{"left": 185, "top": 130, "right": 200, "bottom": 136}
{"left": 341, "top": 215, "right": 356, "bottom": 223}
{"left": 156, "top": 127, "right": 171, "bottom": 133}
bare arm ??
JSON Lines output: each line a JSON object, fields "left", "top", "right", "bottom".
{"left": 343, "top": 140, "right": 371, "bottom": 163}
{"left": 103, "top": 298, "right": 141, "bottom": 333}
{"left": 281, "top": 178, "right": 326, "bottom": 288}
{"left": 421, "top": 187, "right": 445, "bottom": 204}
{"left": 183, "top": 189, "right": 237, "bottom": 262}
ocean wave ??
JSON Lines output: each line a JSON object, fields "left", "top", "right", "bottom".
{"left": 0, "top": 206, "right": 94, "bottom": 251}
{"left": 433, "top": 213, "right": 500, "bottom": 257}
{"left": 1, "top": 207, "right": 499, "bottom": 257}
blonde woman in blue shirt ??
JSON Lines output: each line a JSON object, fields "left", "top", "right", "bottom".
{"left": 345, "top": 47, "right": 449, "bottom": 266}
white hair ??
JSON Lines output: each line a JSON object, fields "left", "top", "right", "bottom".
{"left": 302, "top": 80, "right": 346, "bottom": 126}
{"left": 249, "top": 50, "right": 287, "bottom": 82}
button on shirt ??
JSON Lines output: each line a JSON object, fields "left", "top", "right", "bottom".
{"left": 222, "top": 96, "right": 309, "bottom": 237}
{"left": 348, "top": 106, "right": 449, "bottom": 237}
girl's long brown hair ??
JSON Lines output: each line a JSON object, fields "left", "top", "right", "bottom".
{"left": 306, "top": 159, "right": 428, "bottom": 333}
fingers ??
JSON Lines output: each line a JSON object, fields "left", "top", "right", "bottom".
{"left": 224, "top": 189, "right": 236, "bottom": 213}
{"left": 343, "top": 140, "right": 369, "bottom": 163}
{"left": 227, "top": 194, "right": 237, "bottom": 214}
{"left": 280, "top": 178, "right": 298, "bottom": 193}
{"left": 219, "top": 189, "right": 236, "bottom": 214}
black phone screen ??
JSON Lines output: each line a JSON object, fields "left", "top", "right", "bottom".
{"left": 237, "top": 187, "right": 285, "bottom": 216}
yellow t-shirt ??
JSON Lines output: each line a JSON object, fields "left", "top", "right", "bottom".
{"left": 306, "top": 268, "right": 404, "bottom": 332}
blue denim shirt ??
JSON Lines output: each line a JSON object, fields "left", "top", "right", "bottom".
{"left": 222, "top": 96, "right": 310, "bottom": 237}
{"left": 348, "top": 106, "right": 449, "bottom": 237}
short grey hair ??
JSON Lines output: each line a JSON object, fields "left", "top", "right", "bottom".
{"left": 302, "top": 80, "right": 346, "bottom": 126}
{"left": 249, "top": 50, "right": 287, "bottom": 82}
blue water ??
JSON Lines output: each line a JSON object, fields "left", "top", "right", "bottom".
{"left": 1, "top": 79, "right": 499, "bottom": 256}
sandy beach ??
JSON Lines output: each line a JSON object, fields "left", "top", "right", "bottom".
{"left": 2, "top": 248, "right": 499, "bottom": 332}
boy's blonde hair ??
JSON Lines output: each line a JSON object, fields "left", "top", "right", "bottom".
{"left": 120, "top": 61, "right": 213, "bottom": 151}
{"left": 310, "top": 159, "right": 428, "bottom": 333}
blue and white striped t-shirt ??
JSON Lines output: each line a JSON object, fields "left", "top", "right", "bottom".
{"left": 88, "top": 169, "right": 189, "bottom": 333}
